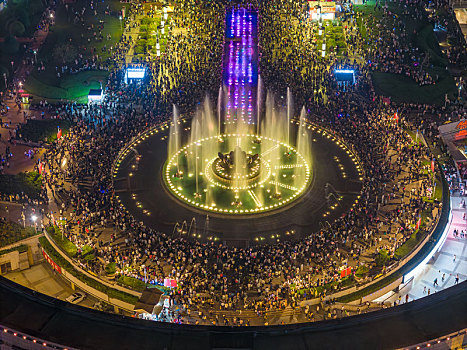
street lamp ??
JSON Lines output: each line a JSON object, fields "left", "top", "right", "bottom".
{"left": 31, "top": 215, "right": 38, "bottom": 233}
{"left": 33, "top": 50, "right": 37, "bottom": 64}
{"left": 3, "top": 73, "right": 6, "bottom": 89}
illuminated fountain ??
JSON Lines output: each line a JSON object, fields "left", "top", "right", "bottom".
{"left": 164, "top": 8, "right": 312, "bottom": 214}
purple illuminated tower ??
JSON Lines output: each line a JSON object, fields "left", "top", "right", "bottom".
{"left": 222, "top": 8, "right": 258, "bottom": 127}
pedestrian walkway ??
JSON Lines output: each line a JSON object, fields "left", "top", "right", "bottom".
{"left": 376, "top": 195, "right": 466, "bottom": 305}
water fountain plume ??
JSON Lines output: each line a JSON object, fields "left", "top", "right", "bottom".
{"left": 257, "top": 74, "right": 263, "bottom": 135}
{"left": 218, "top": 85, "right": 223, "bottom": 135}
{"left": 296, "top": 106, "right": 312, "bottom": 189}
{"left": 287, "top": 87, "right": 293, "bottom": 145}
{"left": 168, "top": 105, "right": 180, "bottom": 172}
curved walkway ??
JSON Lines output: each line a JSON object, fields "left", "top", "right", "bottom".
{"left": 377, "top": 194, "right": 466, "bottom": 305}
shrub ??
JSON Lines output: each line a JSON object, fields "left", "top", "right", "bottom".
{"left": 375, "top": 249, "right": 390, "bottom": 267}
{"left": 105, "top": 262, "right": 116, "bottom": 275}
{"left": 0, "top": 220, "right": 38, "bottom": 248}
{"left": 46, "top": 225, "right": 77, "bottom": 257}
{"left": 118, "top": 275, "right": 146, "bottom": 292}
{"left": 355, "top": 265, "right": 369, "bottom": 277}
{"left": 0, "top": 244, "right": 28, "bottom": 256}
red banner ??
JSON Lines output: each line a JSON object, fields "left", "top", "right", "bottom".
{"left": 340, "top": 267, "right": 352, "bottom": 278}
{"left": 164, "top": 278, "right": 177, "bottom": 288}
{"left": 42, "top": 249, "right": 62, "bottom": 274}
{"left": 416, "top": 216, "right": 422, "bottom": 230}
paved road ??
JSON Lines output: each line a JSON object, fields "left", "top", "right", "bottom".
{"left": 5, "top": 261, "right": 99, "bottom": 310}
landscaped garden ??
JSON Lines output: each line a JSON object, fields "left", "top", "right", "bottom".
{"left": 24, "top": 0, "right": 126, "bottom": 102}
{"left": 355, "top": 0, "right": 457, "bottom": 104}
{"left": 39, "top": 236, "right": 139, "bottom": 304}
{"left": 0, "top": 220, "right": 38, "bottom": 248}
{"left": 0, "top": 0, "right": 46, "bottom": 91}
{"left": 0, "top": 171, "right": 42, "bottom": 200}
{"left": 17, "top": 118, "right": 72, "bottom": 143}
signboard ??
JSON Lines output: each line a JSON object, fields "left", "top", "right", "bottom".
{"left": 309, "top": 1, "right": 336, "bottom": 20}
{"left": 126, "top": 68, "right": 145, "bottom": 79}
{"left": 340, "top": 267, "right": 351, "bottom": 278}
{"left": 335, "top": 69, "right": 355, "bottom": 84}
{"left": 42, "top": 248, "right": 62, "bottom": 274}
{"left": 88, "top": 89, "right": 103, "bottom": 103}
{"left": 438, "top": 119, "right": 467, "bottom": 142}
{"left": 163, "top": 278, "right": 177, "bottom": 288}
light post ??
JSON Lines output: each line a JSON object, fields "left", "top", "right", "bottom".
{"left": 459, "top": 77, "right": 463, "bottom": 99}
{"left": 3, "top": 73, "right": 6, "bottom": 89}
{"left": 33, "top": 50, "right": 37, "bottom": 64}
{"left": 32, "top": 215, "right": 38, "bottom": 233}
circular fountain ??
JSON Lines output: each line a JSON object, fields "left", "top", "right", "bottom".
{"left": 112, "top": 8, "right": 364, "bottom": 244}
{"left": 165, "top": 133, "right": 311, "bottom": 214}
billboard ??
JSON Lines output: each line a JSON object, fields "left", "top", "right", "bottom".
{"left": 126, "top": 68, "right": 145, "bottom": 79}
{"left": 309, "top": 1, "right": 336, "bottom": 20}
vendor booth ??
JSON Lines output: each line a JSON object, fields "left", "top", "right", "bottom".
{"left": 308, "top": 1, "right": 336, "bottom": 20}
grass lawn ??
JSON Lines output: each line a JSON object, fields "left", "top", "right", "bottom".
{"left": 0, "top": 0, "right": 46, "bottom": 92}
{"left": 372, "top": 70, "right": 457, "bottom": 105}
{"left": 17, "top": 118, "right": 73, "bottom": 143}
{"left": 356, "top": 0, "right": 456, "bottom": 105}
{"left": 0, "top": 171, "right": 42, "bottom": 199}
{"left": 24, "top": 0, "right": 125, "bottom": 101}
{"left": 25, "top": 70, "right": 109, "bottom": 103}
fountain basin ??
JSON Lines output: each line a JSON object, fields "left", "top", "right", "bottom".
{"left": 164, "top": 134, "right": 311, "bottom": 214}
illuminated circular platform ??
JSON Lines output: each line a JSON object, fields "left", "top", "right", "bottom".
{"left": 164, "top": 134, "right": 311, "bottom": 214}
{"left": 113, "top": 120, "right": 363, "bottom": 244}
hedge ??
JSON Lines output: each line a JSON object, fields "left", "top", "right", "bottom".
{"left": 0, "top": 244, "right": 28, "bottom": 256}
{"left": 117, "top": 275, "right": 147, "bottom": 292}
{"left": 39, "top": 237, "right": 138, "bottom": 305}
{"left": 46, "top": 226, "right": 77, "bottom": 257}
{"left": 0, "top": 172, "right": 43, "bottom": 200}
{"left": 0, "top": 220, "right": 38, "bottom": 248}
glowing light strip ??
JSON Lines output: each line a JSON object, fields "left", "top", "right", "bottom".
{"left": 248, "top": 189, "right": 263, "bottom": 207}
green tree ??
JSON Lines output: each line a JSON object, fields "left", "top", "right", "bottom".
{"left": 9, "top": 20, "right": 25, "bottom": 36}
{"left": 53, "top": 43, "right": 77, "bottom": 64}
{"left": 3, "top": 36, "right": 19, "bottom": 54}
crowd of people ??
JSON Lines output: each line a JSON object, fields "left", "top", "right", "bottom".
{"left": 2, "top": 0, "right": 465, "bottom": 326}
